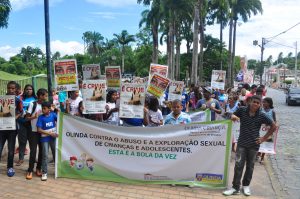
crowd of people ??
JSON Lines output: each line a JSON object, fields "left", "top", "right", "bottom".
{"left": 0, "top": 80, "right": 277, "bottom": 197}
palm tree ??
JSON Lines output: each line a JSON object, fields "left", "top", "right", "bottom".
{"left": 228, "top": 0, "right": 263, "bottom": 86}
{"left": 82, "top": 31, "right": 105, "bottom": 63}
{"left": 0, "top": 0, "right": 11, "bottom": 29}
{"left": 139, "top": 0, "right": 162, "bottom": 64}
{"left": 113, "top": 30, "right": 135, "bottom": 72}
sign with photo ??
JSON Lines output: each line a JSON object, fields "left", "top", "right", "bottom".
{"left": 147, "top": 73, "right": 170, "bottom": 98}
{"left": 168, "top": 81, "right": 184, "bottom": 101}
{"left": 211, "top": 70, "right": 226, "bottom": 90}
{"left": 149, "top": 63, "right": 168, "bottom": 79}
{"left": 0, "top": 95, "right": 16, "bottom": 130}
{"left": 119, "top": 83, "right": 146, "bottom": 118}
{"left": 82, "top": 80, "right": 107, "bottom": 114}
{"left": 54, "top": 59, "right": 79, "bottom": 92}
{"left": 82, "top": 64, "right": 101, "bottom": 80}
{"left": 105, "top": 66, "right": 121, "bottom": 88}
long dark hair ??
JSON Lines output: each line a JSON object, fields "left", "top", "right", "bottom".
{"left": 263, "top": 97, "right": 274, "bottom": 109}
{"left": 106, "top": 89, "right": 117, "bottom": 103}
{"left": 21, "top": 84, "right": 37, "bottom": 100}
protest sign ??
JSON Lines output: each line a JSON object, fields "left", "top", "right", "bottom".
{"left": 82, "top": 80, "right": 107, "bottom": 114}
{"left": 147, "top": 73, "right": 170, "bottom": 98}
{"left": 82, "top": 64, "right": 101, "bottom": 80}
{"left": 0, "top": 95, "right": 16, "bottom": 130}
{"left": 211, "top": 70, "right": 226, "bottom": 90}
{"left": 105, "top": 66, "right": 121, "bottom": 88}
{"left": 168, "top": 81, "right": 184, "bottom": 101}
{"left": 119, "top": 83, "right": 146, "bottom": 118}
{"left": 54, "top": 59, "right": 79, "bottom": 92}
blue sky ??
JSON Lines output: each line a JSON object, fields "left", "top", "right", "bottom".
{"left": 1, "top": 0, "right": 300, "bottom": 63}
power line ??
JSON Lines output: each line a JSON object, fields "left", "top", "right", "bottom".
{"left": 266, "top": 40, "right": 295, "bottom": 49}
{"left": 265, "top": 22, "right": 300, "bottom": 41}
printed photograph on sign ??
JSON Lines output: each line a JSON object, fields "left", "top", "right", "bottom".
{"left": 82, "top": 80, "right": 107, "bottom": 114}
{"left": 147, "top": 73, "right": 170, "bottom": 98}
{"left": 149, "top": 63, "right": 168, "bottom": 77}
{"left": 119, "top": 83, "right": 146, "bottom": 118}
{"left": 168, "top": 81, "right": 184, "bottom": 101}
{"left": 82, "top": 64, "right": 101, "bottom": 80}
{"left": 105, "top": 66, "right": 121, "bottom": 88}
{"left": 0, "top": 95, "right": 16, "bottom": 130}
{"left": 211, "top": 70, "right": 226, "bottom": 90}
{"left": 54, "top": 59, "right": 79, "bottom": 92}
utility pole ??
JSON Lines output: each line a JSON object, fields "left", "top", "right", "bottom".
{"left": 44, "top": 0, "right": 53, "bottom": 102}
{"left": 253, "top": 38, "right": 266, "bottom": 85}
{"left": 295, "top": 41, "right": 298, "bottom": 87}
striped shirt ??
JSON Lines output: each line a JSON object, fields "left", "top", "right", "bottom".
{"left": 234, "top": 106, "right": 273, "bottom": 150}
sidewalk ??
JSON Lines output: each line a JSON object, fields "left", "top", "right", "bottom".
{"left": 0, "top": 152, "right": 277, "bottom": 199}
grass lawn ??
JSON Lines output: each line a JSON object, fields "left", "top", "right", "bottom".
{"left": 0, "top": 71, "right": 29, "bottom": 80}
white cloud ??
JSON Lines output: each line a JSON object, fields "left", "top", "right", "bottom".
{"left": 206, "top": 0, "right": 300, "bottom": 62}
{"left": 11, "top": 0, "right": 63, "bottom": 11}
{"left": 0, "top": 46, "right": 21, "bottom": 60}
{"left": 0, "top": 40, "right": 84, "bottom": 61}
{"left": 46, "top": 40, "right": 84, "bottom": 56}
{"left": 89, "top": 11, "right": 131, "bottom": 19}
{"left": 85, "top": 0, "right": 137, "bottom": 7}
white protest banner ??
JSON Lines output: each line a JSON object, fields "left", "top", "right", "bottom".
{"left": 54, "top": 59, "right": 79, "bottom": 92}
{"left": 258, "top": 124, "right": 279, "bottom": 154}
{"left": 189, "top": 110, "right": 211, "bottom": 123}
{"left": 105, "top": 66, "right": 121, "bottom": 88}
{"left": 168, "top": 81, "right": 184, "bottom": 101}
{"left": 243, "top": 69, "right": 254, "bottom": 84}
{"left": 82, "top": 80, "right": 107, "bottom": 114}
{"left": 56, "top": 114, "right": 232, "bottom": 188}
{"left": 82, "top": 64, "right": 101, "bottom": 80}
{"left": 211, "top": 70, "right": 226, "bottom": 90}
{"left": 0, "top": 95, "right": 16, "bottom": 130}
{"left": 119, "top": 83, "right": 146, "bottom": 119}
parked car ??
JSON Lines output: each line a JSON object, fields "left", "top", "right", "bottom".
{"left": 286, "top": 88, "right": 300, "bottom": 106}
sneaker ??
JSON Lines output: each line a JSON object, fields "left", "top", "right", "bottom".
{"left": 26, "top": 172, "right": 33, "bottom": 180}
{"left": 7, "top": 168, "right": 15, "bottom": 177}
{"left": 15, "top": 159, "right": 24, "bottom": 166}
{"left": 41, "top": 173, "right": 47, "bottom": 181}
{"left": 223, "top": 188, "right": 240, "bottom": 196}
{"left": 243, "top": 186, "right": 251, "bottom": 196}
{"left": 36, "top": 169, "right": 42, "bottom": 177}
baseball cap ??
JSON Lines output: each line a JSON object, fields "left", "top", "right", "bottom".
{"left": 203, "top": 87, "right": 213, "bottom": 94}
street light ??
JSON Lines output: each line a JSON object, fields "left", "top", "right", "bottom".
{"left": 253, "top": 38, "right": 267, "bottom": 85}
{"left": 295, "top": 41, "right": 298, "bottom": 87}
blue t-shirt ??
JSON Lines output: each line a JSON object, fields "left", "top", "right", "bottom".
{"left": 122, "top": 118, "right": 144, "bottom": 127}
{"left": 181, "top": 93, "right": 190, "bottom": 112}
{"left": 36, "top": 112, "right": 57, "bottom": 142}
{"left": 164, "top": 112, "right": 191, "bottom": 125}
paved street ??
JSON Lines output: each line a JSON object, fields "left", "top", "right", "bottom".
{"left": 267, "top": 88, "right": 300, "bottom": 199}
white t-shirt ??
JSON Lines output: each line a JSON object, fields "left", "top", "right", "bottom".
{"left": 27, "top": 102, "right": 42, "bottom": 132}
{"left": 148, "top": 109, "right": 163, "bottom": 127}
{"left": 68, "top": 97, "right": 83, "bottom": 116}
{"left": 105, "top": 102, "right": 119, "bottom": 125}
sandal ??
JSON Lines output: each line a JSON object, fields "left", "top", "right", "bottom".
{"left": 16, "top": 160, "right": 24, "bottom": 166}
{"left": 26, "top": 172, "right": 33, "bottom": 180}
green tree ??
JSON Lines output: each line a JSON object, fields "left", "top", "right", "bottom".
{"left": 0, "top": 0, "right": 11, "bottom": 29}
{"left": 113, "top": 30, "right": 135, "bottom": 73}
{"left": 82, "top": 31, "right": 105, "bottom": 63}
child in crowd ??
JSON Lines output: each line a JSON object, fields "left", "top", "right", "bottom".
{"left": 66, "top": 90, "right": 83, "bottom": 116}
{"left": 104, "top": 90, "right": 119, "bottom": 125}
{"left": 164, "top": 99, "right": 191, "bottom": 125}
{"left": 36, "top": 101, "right": 58, "bottom": 181}
{"left": 25, "top": 88, "right": 48, "bottom": 179}
{"left": 259, "top": 97, "right": 277, "bottom": 164}
{"left": 0, "top": 81, "right": 23, "bottom": 177}
{"left": 147, "top": 96, "right": 163, "bottom": 127}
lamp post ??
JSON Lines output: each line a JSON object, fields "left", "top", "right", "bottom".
{"left": 253, "top": 38, "right": 266, "bottom": 85}
{"left": 44, "top": 0, "right": 52, "bottom": 102}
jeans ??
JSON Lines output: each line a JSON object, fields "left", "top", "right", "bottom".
{"left": 17, "top": 122, "right": 31, "bottom": 161}
{"left": 232, "top": 146, "right": 258, "bottom": 190}
{"left": 41, "top": 141, "right": 50, "bottom": 174}
{"left": 0, "top": 130, "right": 17, "bottom": 168}
{"left": 27, "top": 131, "right": 42, "bottom": 172}
{"left": 50, "top": 138, "right": 56, "bottom": 162}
